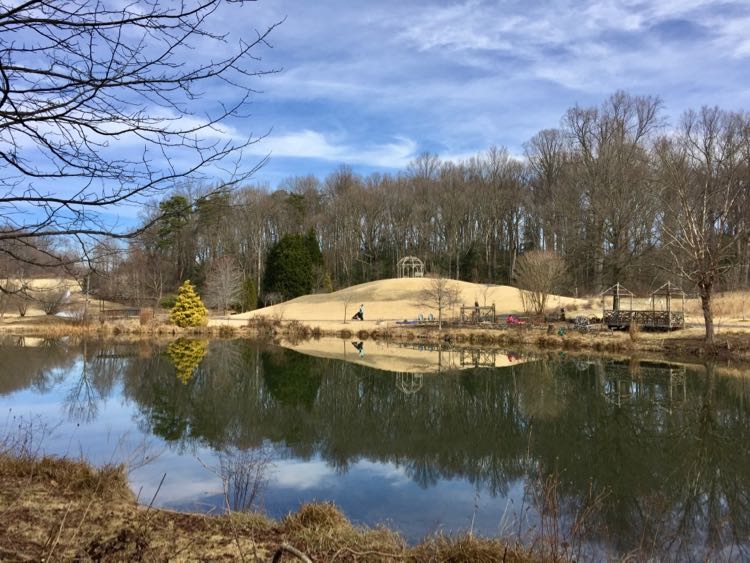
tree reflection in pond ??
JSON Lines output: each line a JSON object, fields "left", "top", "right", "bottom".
{"left": 2, "top": 338, "right": 749, "bottom": 558}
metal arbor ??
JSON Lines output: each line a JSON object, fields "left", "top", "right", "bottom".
{"left": 397, "top": 256, "right": 424, "bottom": 278}
{"left": 649, "top": 282, "right": 686, "bottom": 329}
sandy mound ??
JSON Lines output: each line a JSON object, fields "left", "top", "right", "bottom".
{"left": 234, "top": 278, "right": 584, "bottom": 323}
{"left": 283, "top": 337, "right": 532, "bottom": 373}
{"left": 0, "top": 277, "right": 81, "bottom": 292}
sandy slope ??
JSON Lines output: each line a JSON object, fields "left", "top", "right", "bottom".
{"left": 0, "top": 277, "right": 81, "bottom": 292}
{"left": 233, "top": 277, "right": 585, "bottom": 323}
{"left": 0, "top": 277, "right": 124, "bottom": 320}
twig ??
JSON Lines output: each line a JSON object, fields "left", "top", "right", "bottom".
{"left": 272, "top": 543, "right": 313, "bottom": 563}
{"left": 44, "top": 504, "right": 71, "bottom": 560}
{"left": 330, "top": 546, "right": 403, "bottom": 561}
{"left": 142, "top": 472, "right": 166, "bottom": 527}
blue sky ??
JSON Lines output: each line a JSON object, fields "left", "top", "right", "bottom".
{"left": 225, "top": 0, "right": 750, "bottom": 186}
{"left": 3, "top": 0, "right": 750, "bottom": 227}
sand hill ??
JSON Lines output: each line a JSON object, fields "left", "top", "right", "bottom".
{"left": 233, "top": 277, "right": 584, "bottom": 323}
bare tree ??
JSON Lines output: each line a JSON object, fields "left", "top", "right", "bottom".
{"left": 14, "top": 292, "right": 29, "bottom": 316}
{"left": 343, "top": 291, "right": 354, "bottom": 324}
{"left": 655, "top": 108, "right": 750, "bottom": 345}
{"left": 0, "top": 284, "right": 9, "bottom": 318}
{"left": 0, "top": 1, "right": 279, "bottom": 279}
{"left": 34, "top": 287, "right": 71, "bottom": 315}
{"left": 564, "top": 91, "right": 662, "bottom": 290}
{"left": 204, "top": 256, "right": 242, "bottom": 314}
{"left": 200, "top": 446, "right": 273, "bottom": 513}
{"left": 515, "top": 250, "right": 566, "bottom": 317}
{"left": 420, "top": 276, "right": 461, "bottom": 330}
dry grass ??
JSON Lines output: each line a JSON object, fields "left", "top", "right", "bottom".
{"left": 282, "top": 502, "right": 406, "bottom": 560}
{"left": 0, "top": 454, "right": 129, "bottom": 501}
{"left": 0, "top": 315, "right": 253, "bottom": 339}
{"left": 687, "top": 290, "right": 750, "bottom": 322}
{"left": 0, "top": 448, "right": 543, "bottom": 562}
{"left": 412, "top": 533, "right": 531, "bottom": 562}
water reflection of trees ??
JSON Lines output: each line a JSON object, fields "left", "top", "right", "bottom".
{"left": 0, "top": 338, "right": 77, "bottom": 395}
{"left": 529, "top": 359, "right": 750, "bottom": 559}
{"left": 119, "top": 342, "right": 750, "bottom": 556}
{"left": 3, "top": 338, "right": 750, "bottom": 556}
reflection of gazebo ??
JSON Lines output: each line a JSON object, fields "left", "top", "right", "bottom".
{"left": 397, "top": 256, "right": 424, "bottom": 278}
{"left": 396, "top": 372, "right": 423, "bottom": 394}
{"left": 603, "top": 361, "right": 687, "bottom": 409}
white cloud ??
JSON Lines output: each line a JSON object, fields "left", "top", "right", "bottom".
{"left": 249, "top": 129, "right": 418, "bottom": 169}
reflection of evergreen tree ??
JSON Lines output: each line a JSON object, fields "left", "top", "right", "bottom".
{"left": 261, "top": 349, "right": 321, "bottom": 409}
{"left": 150, "top": 387, "right": 190, "bottom": 441}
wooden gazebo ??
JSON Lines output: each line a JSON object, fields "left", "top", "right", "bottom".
{"left": 648, "top": 282, "right": 686, "bottom": 330}
{"left": 600, "top": 283, "right": 634, "bottom": 329}
{"left": 601, "top": 282, "right": 685, "bottom": 330}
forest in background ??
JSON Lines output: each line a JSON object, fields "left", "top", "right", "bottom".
{"left": 3, "top": 91, "right": 750, "bottom": 312}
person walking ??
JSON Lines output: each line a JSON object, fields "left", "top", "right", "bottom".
{"left": 352, "top": 303, "right": 365, "bottom": 321}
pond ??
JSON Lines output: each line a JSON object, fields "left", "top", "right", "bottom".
{"left": 1, "top": 336, "right": 749, "bottom": 560}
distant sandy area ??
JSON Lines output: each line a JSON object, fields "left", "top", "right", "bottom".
{"left": 0, "top": 277, "right": 122, "bottom": 321}
{"left": 211, "top": 277, "right": 586, "bottom": 330}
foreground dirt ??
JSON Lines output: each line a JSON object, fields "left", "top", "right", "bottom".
{"left": 0, "top": 454, "right": 535, "bottom": 562}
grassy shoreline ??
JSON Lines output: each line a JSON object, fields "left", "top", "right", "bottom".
{"left": 2, "top": 315, "right": 749, "bottom": 364}
{"left": 0, "top": 452, "right": 534, "bottom": 562}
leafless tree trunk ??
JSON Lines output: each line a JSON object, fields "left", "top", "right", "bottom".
{"left": 655, "top": 107, "right": 749, "bottom": 346}
{"left": 205, "top": 256, "right": 243, "bottom": 315}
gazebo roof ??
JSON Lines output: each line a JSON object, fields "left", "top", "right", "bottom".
{"left": 650, "top": 281, "right": 686, "bottom": 297}
{"left": 397, "top": 256, "right": 423, "bottom": 266}
{"left": 600, "top": 282, "right": 634, "bottom": 297}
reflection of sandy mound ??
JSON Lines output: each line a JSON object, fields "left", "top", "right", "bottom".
{"left": 283, "top": 337, "right": 531, "bottom": 374}
{"left": 235, "top": 277, "right": 584, "bottom": 322}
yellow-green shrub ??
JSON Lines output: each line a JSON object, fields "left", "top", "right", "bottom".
{"left": 169, "top": 280, "right": 208, "bottom": 327}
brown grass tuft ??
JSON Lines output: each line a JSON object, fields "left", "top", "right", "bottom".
{"left": 283, "top": 502, "right": 350, "bottom": 532}
{"left": 281, "top": 502, "right": 405, "bottom": 560}
{"left": 0, "top": 453, "right": 129, "bottom": 500}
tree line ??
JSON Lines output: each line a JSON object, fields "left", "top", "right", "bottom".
{"left": 3, "top": 90, "right": 749, "bottom": 341}
{"left": 84, "top": 93, "right": 747, "bottom": 312}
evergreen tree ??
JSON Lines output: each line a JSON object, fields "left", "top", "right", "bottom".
{"left": 169, "top": 280, "right": 208, "bottom": 327}
{"left": 263, "top": 234, "right": 315, "bottom": 300}
{"left": 305, "top": 228, "right": 324, "bottom": 266}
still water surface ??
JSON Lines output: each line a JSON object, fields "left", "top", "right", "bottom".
{"left": 1, "top": 337, "right": 749, "bottom": 560}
